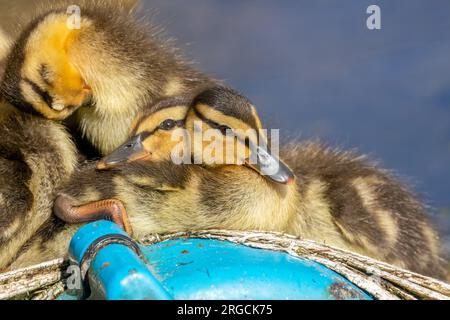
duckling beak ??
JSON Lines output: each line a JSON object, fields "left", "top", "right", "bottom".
{"left": 245, "top": 145, "right": 295, "bottom": 185}
{"left": 97, "top": 134, "right": 150, "bottom": 170}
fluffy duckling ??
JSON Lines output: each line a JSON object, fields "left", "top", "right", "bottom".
{"left": 104, "top": 88, "right": 447, "bottom": 278}
{"left": 0, "top": 0, "right": 214, "bottom": 155}
{"left": 10, "top": 87, "right": 446, "bottom": 279}
{"left": 7, "top": 87, "right": 295, "bottom": 269}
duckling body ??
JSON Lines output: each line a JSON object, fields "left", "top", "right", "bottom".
{"left": 0, "top": 109, "right": 77, "bottom": 271}
{"left": 9, "top": 87, "right": 446, "bottom": 280}
{"left": 280, "top": 142, "right": 445, "bottom": 278}
{"left": 1, "top": 0, "right": 214, "bottom": 155}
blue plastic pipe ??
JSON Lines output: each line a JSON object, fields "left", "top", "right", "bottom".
{"left": 69, "top": 220, "right": 172, "bottom": 300}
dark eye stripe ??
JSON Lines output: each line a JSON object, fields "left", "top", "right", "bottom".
{"left": 140, "top": 130, "right": 154, "bottom": 140}
{"left": 193, "top": 107, "right": 224, "bottom": 130}
{"left": 23, "top": 78, "right": 54, "bottom": 108}
{"left": 193, "top": 107, "right": 263, "bottom": 147}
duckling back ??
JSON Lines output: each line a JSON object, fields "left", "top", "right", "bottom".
{"left": 280, "top": 141, "right": 446, "bottom": 279}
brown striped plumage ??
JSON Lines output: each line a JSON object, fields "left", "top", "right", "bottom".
{"left": 280, "top": 142, "right": 446, "bottom": 278}
{"left": 10, "top": 87, "right": 447, "bottom": 280}
{"left": 0, "top": 109, "right": 77, "bottom": 271}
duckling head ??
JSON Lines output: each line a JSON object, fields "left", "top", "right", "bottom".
{"left": 97, "top": 96, "right": 192, "bottom": 169}
{"left": 1, "top": 12, "right": 92, "bottom": 120}
{"left": 186, "top": 86, "right": 295, "bottom": 185}
{"left": 98, "top": 86, "right": 294, "bottom": 185}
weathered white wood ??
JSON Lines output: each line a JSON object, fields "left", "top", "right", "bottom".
{"left": 0, "top": 258, "right": 66, "bottom": 300}
{"left": 31, "top": 281, "right": 66, "bottom": 300}
{"left": 1, "top": 230, "right": 448, "bottom": 300}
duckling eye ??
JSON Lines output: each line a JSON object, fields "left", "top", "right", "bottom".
{"left": 159, "top": 119, "right": 176, "bottom": 130}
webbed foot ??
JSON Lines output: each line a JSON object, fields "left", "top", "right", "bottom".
{"left": 53, "top": 194, "right": 133, "bottom": 235}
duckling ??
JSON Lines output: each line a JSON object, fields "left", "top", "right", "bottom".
{"left": 10, "top": 87, "right": 447, "bottom": 279}
{"left": 7, "top": 87, "right": 295, "bottom": 270}
{"left": 1, "top": 0, "right": 214, "bottom": 155}
{"left": 100, "top": 87, "right": 447, "bottom": 280}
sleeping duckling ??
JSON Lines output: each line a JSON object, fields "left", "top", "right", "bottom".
{"left": 100, "top": 87, "right": 447, "bottom": 280}
{"left": 7, "top": 87, "right": 296, "bottom": 270}
{"left": 11, "top": 86, "right": 446, "bottom": 279}
{"left": 1, "top": 0, "right": 214, "bottom": 155}
{"left": 59, "top": 86, "right": 446, "bottom": 278}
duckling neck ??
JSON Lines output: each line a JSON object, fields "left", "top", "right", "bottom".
{"left": 192, "top": 166, "right": 300, "bottom": 233}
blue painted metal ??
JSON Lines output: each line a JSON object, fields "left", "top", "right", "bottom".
{"left": 141, "top": 239, "right": 372, "bottom": 300}
{"left": 68, "top": 221, "right": 172, "bottom": 300}
{"left": 64, "top": 221, "right": 372, "bottom": 300}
